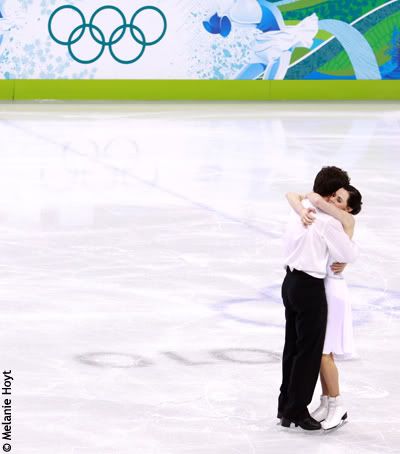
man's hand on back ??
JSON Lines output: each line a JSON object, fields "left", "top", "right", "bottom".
{"left": 301, "top": 207, "right": 316, "bottom": 227}
{"left": 330, "top": 262, "right": 347, "bottom": 274}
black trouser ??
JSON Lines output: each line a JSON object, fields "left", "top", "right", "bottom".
{"left": 278, "top": 267, "right": 327, "bottom": 420}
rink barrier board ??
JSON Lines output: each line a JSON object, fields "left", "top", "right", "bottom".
{"left": 0, "top": 80, "right": 399, "bottom": 100}
{"left": 0, "top": 81, "right": 15, "bottom": 100}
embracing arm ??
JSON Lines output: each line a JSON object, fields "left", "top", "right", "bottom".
{"left": 306, "top": 192, "right": 355, "bottom": 238}
{"left": 286, "top": 192, "right": 315, "bottom": 226}
{"left": 286, "top": 192, "right": 304, "bottom": 216}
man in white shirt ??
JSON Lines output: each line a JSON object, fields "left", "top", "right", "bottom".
{"left": 278, "top": 166, "right": 359, "bottom": 431}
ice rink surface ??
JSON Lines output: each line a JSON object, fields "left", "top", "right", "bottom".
{"left": 0, "top": 102, "right": 399, "bottom": 453}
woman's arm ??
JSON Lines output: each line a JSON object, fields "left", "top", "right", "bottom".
{"left": 286, "top": 192, "right": 304, "bottom": 216}
{"left": 286, "top": 192, "right": 316, "bottom": 226}
{"left": 306, "top": 192, "right": 355, "bottom": 238}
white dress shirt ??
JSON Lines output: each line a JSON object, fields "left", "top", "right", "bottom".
{"left": 283, "top": 199, "right": 359, "bottom": 278}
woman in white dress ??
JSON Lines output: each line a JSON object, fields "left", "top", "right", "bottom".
{"left": 286, "top": 185, "right": 362, "bottom": 430}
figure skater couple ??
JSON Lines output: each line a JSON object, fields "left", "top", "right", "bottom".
{"left": 278, "top": 166, "right": 363, "bottom": 431}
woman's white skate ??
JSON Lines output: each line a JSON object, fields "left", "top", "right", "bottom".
{"left": 322, "top": 396, "right": 348, "bottom": 431}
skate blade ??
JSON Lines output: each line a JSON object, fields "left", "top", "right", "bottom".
{"left": 323, "top": 418, "right": 348, "bottom": 433}
{"left": 278, "top": 423, "right": 323, "bottom": 434}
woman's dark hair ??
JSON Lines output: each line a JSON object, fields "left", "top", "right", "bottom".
{"left": 346, "top": 185, "right": 362, "bottom": 215}
{"left": 313, "top": 166, "right": 350, "bottom": 197}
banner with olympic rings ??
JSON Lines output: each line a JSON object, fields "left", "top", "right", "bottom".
{"left": 0, "top": 0, "right": 399, "bottom": 80}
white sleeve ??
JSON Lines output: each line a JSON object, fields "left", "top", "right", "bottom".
{"left": 322, "top": 218, "right": 359, "bottom": 263}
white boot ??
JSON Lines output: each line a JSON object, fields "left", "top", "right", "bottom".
{"left": 321, "top": 395, "right": 348, "bottom": 430}
{"left": 311, "top": 395, "right": 329, "bottom": 422}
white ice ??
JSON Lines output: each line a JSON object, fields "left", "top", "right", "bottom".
{"left": 0, "top": 102, "right": 399, "bottom": 453}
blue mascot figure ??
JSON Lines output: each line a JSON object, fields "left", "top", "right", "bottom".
{"left": 203, "top": 0, "right": 318, "bottom": 79}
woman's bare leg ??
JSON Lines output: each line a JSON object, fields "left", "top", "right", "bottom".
{"left": 320, "top": 354, "right": 348, "bottom": 429}
{"left": 310, "top": 359, "right": 330, "bottom": 421}
{"left": 320, "top": 368, "right": 329, "bottom": 396}
{"left": 320, "top": 353, "right": 340, "bottom": 397}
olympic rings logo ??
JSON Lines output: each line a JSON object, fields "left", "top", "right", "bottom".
{"left": 48, "top": 5, "right": 167, "bottom": 64}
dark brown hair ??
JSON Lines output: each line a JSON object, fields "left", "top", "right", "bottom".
{"left": 346, "top": 185, "right": 362, "bottom": 215}
{"left": 313, "top": 166, "right": 351, "bottom": 197}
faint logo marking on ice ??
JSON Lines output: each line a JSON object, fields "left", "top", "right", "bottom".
{"left": 211, "top": 348, "right": 280, "bottom": 364}
{"left": 76, "top": 348, "right": 280, "bottom": 368}
{"left": 77, "top": 352, "right": 153, "bottom": 368}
